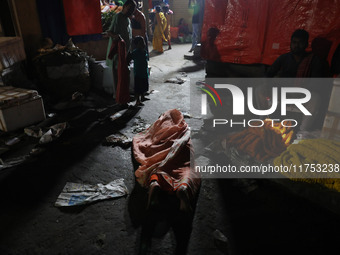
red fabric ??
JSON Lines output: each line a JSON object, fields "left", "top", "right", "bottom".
{"left": 132, "top": 109, "right": 201, "bottom": 200}
{"left": 202, "top": 0, "right": 340, "bottom": 65}
{"left": 108, "top": 39, "right": 130, "bottom": 104}
{"left": 262, "top": 0, "right": 340, "bottom": 65}
{"left": 201, "top": 0, "right": 268, "bottom": 64}
{"left": 201, "top": 27, "right": 221, "bottom": 62}
{"left": 312, "top": 37, "right": 332, "bottom": 60}
{"left": 170, "top": 27, "right": 179, "bottom": 39}
{"left": 63, "top": 0, "right": 102, "bottom": 36}
{"left": 201, "top": 40, "right": 221, "bottom": 62}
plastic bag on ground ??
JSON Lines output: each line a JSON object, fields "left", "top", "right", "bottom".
{"left": 55, "top": 178, "right": 128, "bottom": 207}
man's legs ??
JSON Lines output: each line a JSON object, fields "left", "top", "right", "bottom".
{"left": 190, "top": 23, "right": 199, "bottom": 52}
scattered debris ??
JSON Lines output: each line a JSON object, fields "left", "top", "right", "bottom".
{"left": 148, "top": 89, "right": 159, "bottom": 94}
{"left": 213, "top": 229, "right": 228, "bottom": 243}
{"left": 165, "top": 77, "right": 186, "bottom": 85}
{"left": 5, "top": 137, "right": 20, "bottom": 146}
{"left": 181, "top": 112, "right": 192, "bottom": 119}
{"left": 96, "top": 108, "right": 108, "bottom": 113}
{"left": 39, "top": 130, "right": 54, "bottom": 144}
{"left": 95, "top": 233, "right": 106, "bottom": 249}
{"left": 0, "top": 156, "right": 29, "bottom": 171}
{"left": 213, "top": 229, "right": 229, "bottom": 253}
{"left": 47, "top": 113, "right": 57, "bottom": 118}
{"left": 30, "top": 147, "right": 46, "bottom": 156}
{"left": 25, "top": 126, "right": 44, "bottom": 138}
{"left": 34, "top": 39, "right": 91, "bottom": 101}
{"left": 179, "top": 72, "right": 188, "bottom": 77}
{"left": 39, "top": 122, "right": 69, "bottom": 144}
{"left": 104, "top": 132, "right": 132, "bottom": 148}
{"left": 131, "top": 117, "right": 150, "bottom": 134}
{"left": 71, "top": 91, "right": 84, "bottom": 101}
{"left": 195, "top": 80, "right": 206, "bottom": 86}
{"left": 110, "top": 109, "right": 128, "bottom": 121}
{"left": 54, "top": 178, "right": 128, "bottom": 207}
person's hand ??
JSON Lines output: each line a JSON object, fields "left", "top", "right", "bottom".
{"left": 101, "top": 32, "right": 109, "bottom": 38}
{"left": 106, "top": 31, "right": 120, "bottom": 41}
{"left": 111, "top": 34, "right": 120, "bottom": 41}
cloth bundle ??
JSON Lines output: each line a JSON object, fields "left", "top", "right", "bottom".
{"left": 132, "top": 109, "right": 200, "bottom": 206}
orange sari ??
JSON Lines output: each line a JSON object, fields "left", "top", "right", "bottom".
{"left": 132, "top": 109, "right": 200, "bottom": 206}
{"left": 152, "top": 12, "right": 167, "bottom": 53}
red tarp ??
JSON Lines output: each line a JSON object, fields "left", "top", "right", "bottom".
{"left": 63, "top": 0, "right": 102, "bottom": 36}
{"left": 202, "top": 0, "right": 340, "bottom": 65}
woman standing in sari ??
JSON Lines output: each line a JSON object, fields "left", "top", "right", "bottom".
{"left": 162, "top": 5, "right": 173, "bottom": 50}
{"left": 152, "top": 5, "right": 167, "bottom": 53}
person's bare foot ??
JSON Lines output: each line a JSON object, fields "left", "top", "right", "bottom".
{"left": 148, "top": 181, "right": 160, "bottom": 209}
{"left": 176, "top": 185, "right": 192, "bottom": 212}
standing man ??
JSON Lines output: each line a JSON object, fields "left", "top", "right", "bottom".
{"left": 106, "top": 0, "right": 136, "bottom": 102}
{"left": 188, "top": 0, "right": 200, "bottom": 52}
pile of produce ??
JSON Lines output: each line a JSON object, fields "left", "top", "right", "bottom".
{"left": 225, "top": 119, "right": 294, "bottom": 162}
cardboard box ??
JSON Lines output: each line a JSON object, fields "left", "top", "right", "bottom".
{"left": 0, "top": 87, "right": 46, "bottom": 132}
{"left": 321, "top": 112, "right": 340, "bottom": 141}
{"left": 0, "top": 37, "right": 26, "bottom": 72}
{"left": 321, "top": 78, "right": 340, "bottom": 141}
{"left": 327, "top": 78, "right": 340, "bottom": 113}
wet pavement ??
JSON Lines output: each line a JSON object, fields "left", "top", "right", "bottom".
{"left": 0, "top": 43, "right": 340, "bottom": 255}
